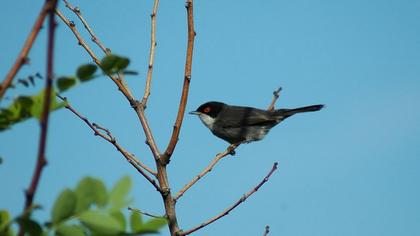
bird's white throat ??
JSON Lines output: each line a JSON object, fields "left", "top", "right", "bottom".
{"left": 198, "top": 114, "right": 215, "bottom": 129}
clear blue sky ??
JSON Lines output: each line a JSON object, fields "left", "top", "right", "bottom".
{"left": 1, "top": 0, "right": 420, "bottom": 235}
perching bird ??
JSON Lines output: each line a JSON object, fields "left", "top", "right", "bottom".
{"left": 190, "top": 101, "right": 324, "bottom": 144}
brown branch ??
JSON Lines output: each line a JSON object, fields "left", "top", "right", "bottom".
{"left": 128, "top": 206, "right": 164, "bottom": 219}
{"left": 56, "top": 94, "right": 160, "bottom": 192}
{"left": 263, "top": 225, "right": 270, "bottom": 236}
{"left": 0, "top": 1, "right": 56, "bottom": 99}
{"left": 179, "top": 162, "right": 279, "bottom": 235}
{"left": 56, "top": 9, "right": 162, "bottom": 161}
{"left": 20, "top": 1, "right": 58, "bottom": 235}
{"left": 174, "top": 143, "right": 239, "bottom": 201}
{"left": 141, "top": 0, "right": 160, "bottom": 105}
{"left": 160, "top": 0, "right": 196, "bottom": 164}
{"left": 267, "top": 87, "right": 282, "bottom": 111}
{"left": 62, "top": 0, "right": 110, "bottom": 55}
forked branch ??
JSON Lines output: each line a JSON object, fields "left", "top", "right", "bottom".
{"left": 174, "top": 143, "right": 239, "bottom": 201}
{"left": 178, "top": 162, "right": 279, "bottom": 235}
{"left": 56, "top": 94, "right": 161, "bottom": 192}
{"left": 1, "top": 0, "right": 57, "bottom": 99}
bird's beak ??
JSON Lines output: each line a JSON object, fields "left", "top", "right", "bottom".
{"left": 189, "top": 111, "right": 200, "bottom": 115}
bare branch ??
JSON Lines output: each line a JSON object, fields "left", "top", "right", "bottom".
{"left": 174, "top": 143, "right": 239, "bottom": 201}
{"left": 267, "top": 87, "right": 282, "bottom": 111}
{"left": 56, "top": 9, "right": 162, "bottom": 161}
{"left": 1, "top": 0, "right": 56, "bottom": 99}
{"left": 20, "top": 2, "right": 58, "bottom": 235}
{"left": 56, "top": 94, "right": 161, "bottom": 192}
{"left": 179, "top": 162, "right": 279, "bottom": 235}
{"left": 263, "top": 225, "right": 270, "bottom": 236}
{"left": 141, "top": 0, "right": 160, "bottom": 105}
{"left": 161, "top": 0, "right": 196, "bottom": 164}
{"left": 128, "top": 206, "right": 164, "bottom": 219}
{"left": 62, "top": 0, "right": 110, "bottom": 55}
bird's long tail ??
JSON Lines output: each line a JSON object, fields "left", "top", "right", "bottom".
{"left": 277, "top": 104, "right": 324, "bottom": 117}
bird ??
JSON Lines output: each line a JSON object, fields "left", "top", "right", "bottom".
{"left": 190, "top": 101, "right": 324, "bottom": 144}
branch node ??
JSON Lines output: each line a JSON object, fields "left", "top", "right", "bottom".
{"left": 69, "top": 20, "right": 75, "bottom": 27}
{"left": 74, "top": 6, "right": 80, "bottom": 13}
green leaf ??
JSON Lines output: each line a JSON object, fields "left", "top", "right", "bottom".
{"left": 75, "top": 177, "right": 108, "bottom": 213}
{"left": 30, "top": 88, "right": 64, "bottom": 120}
{"left": 76, "top": 64, "right": 97, "bottom": 81}
{"left": 110, "top": 211, "right": 126, "bottom": 231}
{"left": 137, "top": 218, "right": 167, "bottom": 233}
{"left": 55, "top": 224, "right": 85, "bottom": 236}
{"left": 56, "top": 77, "right": 77, "bottom": 92}
{"left": 115, "top": 57, "right": 130, "bottom": 71}
{"left": 51, "top": 189, "right": 77, "bottom": 225}
{"left": 0, "top": 210, "right": 11, "bottom": 229}
{"left": 109, "top": 176, "right": 131, "bottom": 210}
{"left": 17, "top": 218, "right": 42, "bottom": 236}
{"left": 100, "top": 55, "right": 118, "bottom": 74}
{"left": 129, "top": 211, "right": 142, "bottom": 233}
{"left": 78, "top": 210, "right": 124, "bottom": 235}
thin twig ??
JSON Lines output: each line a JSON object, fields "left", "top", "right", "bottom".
{"left": 56, "top": 9, "right": 162, "bottom": 161}
{"left": 62, "top": 0, "right": 110, "bottom": 55}
{"left": 179, "top": 162, "right": 279, "bottom": 235}
{"left": 56, "top": 94, "right": 161, "bottom": 192}
{"left": 1, "top": 0, "right": 56, "bottom": 99}
{"left": 128, "top": 206, "right": 164, "bottom": 219}
{"left": 267, "top": 87, "right": 282, "bottom": 111}
{"left": 141, "top": 0, "right": 159, "bottom": 105}
{"left": 55, "top": 9, "right": 135, "bottom": 100}
{"left": 160, "top": 0, "right": 196, "bottom": 164}
{"left": 20, "top": 1, "right": 58, "bottom": 235}
{"left": 263, "top": 225, "right": 270, "bottom": 236}
{"left": 174, "top": 143, "right": 239, "bottom": 201}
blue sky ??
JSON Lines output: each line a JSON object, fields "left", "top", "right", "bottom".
{"left": 1, "top": 0, "right": 420, "bottom": 235}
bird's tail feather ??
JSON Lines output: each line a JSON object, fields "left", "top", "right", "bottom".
{"left": 277, "top": 104, "right": 324, "bottom": 117}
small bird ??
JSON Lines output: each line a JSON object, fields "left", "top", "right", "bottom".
{"left": 190, "top": 101, "right": 324, "bottom": 144}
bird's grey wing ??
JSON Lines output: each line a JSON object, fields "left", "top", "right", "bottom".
{"left": 218, "top": 106, "right": 280, "bottom": 128}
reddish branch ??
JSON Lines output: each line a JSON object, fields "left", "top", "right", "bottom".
{"left": 161, "top": 0, "right": 196, "bottom": 164}
{"left": 178, "top": 162, "right": 279, "bottom": 235}
{"left": 20, "top": 1, "right": 58, "bottom": 235}
{"left": 0, "top": 1, "right": 57, "bottom": 99}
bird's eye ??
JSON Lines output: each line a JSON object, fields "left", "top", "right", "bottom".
{"left": 204, "top": 107, "right": 211, "bottom": 113}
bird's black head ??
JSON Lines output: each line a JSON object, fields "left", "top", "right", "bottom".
{"left": 190, "top": 101, "right": 225, "bottom": 118}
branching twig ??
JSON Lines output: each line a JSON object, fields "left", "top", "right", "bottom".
{"left": 128, "top": 206, "right": 164, "bottom": 219}
{"left": 160, "top": 0, "right": 196, "bottom": 164}
{"left": 56, "top": 9, "right": 162, "bottom": 161}
{"left": 0, "top": 0, "right": 57, "bottom": 99}
{"left": 20, "top": 1, "right": 58, "bottom": 235}
{"left": 179, "top": 162, "right": 279, "bottom": 235}
{"left": 263, "top": 225, "right": 270, "bottom": 236}
{"left": 174, "top": 143, "right": 239, "bottom": 201}
{"left": 62, "top": 0, "right": 110, "bottom": 55}
{"left": 56, "top": 94, "right": 161, "bottom": 192}
{"left": 267, "top": 87, "right": 282, "bottom": 111}
{"left": 141, "top": 0, "right": 160, "bottom": 105}
{"left": 55, "top": 9, "right": 135, "bottom": 101}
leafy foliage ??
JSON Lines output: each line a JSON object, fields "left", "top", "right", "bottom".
{"left": 0, "top": 176, "right": 166, "bottom": 235}
{"left": 0, "top": 54, "right": 138, "bottom": 132}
